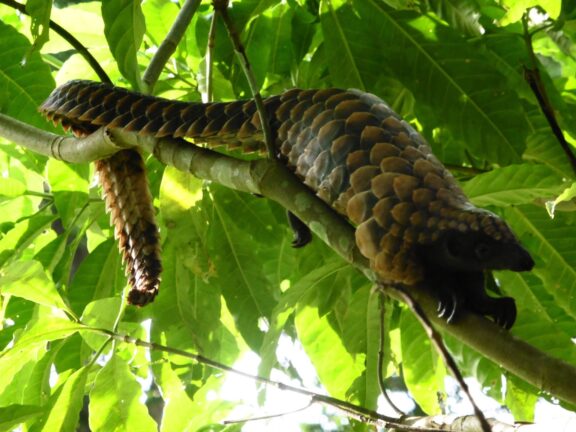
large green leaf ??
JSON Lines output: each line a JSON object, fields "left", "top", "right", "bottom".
{"left": 400, "top": 310, "right": 444, "bottom": 414}
{"left": 321, "top": 0, "right": 529, "bottom": 164}
{"left": 89, "top": 355, "right": 157, "bottom": 432}
{"left": 35, "top": 366, "right": 89, "bottom": 432}
{"left": 462, "top": 163, "right": 566, "bottom": 207}
{"left": 0, "top": 21, "right": 55, "bottom": 130}
{"left": 101, "top": 0, "right": 145, "bottom": 88}
{"left": 0, "top": 405, "right": 44, "bottom": 431}
{"left": 296, "top": 305, "right": 365, "bottom": 400}
{"left": 0, "top": 260, "right": 71, "bottom": 314}
{"left": 68, "top": 239, "right": 125, "bottom": 315}
{"left": 0, "top": 210, "right": 57, "bottom": 269}
{"left": 504, "top": 206, "right": 576, "bottom": 319}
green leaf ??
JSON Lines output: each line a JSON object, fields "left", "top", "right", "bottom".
{"left": 153, "top": 359, "right": 232, "bottom": 431}
{"left": 0, "top": 260, "right": 71, "bottom": 314}
{"left": 0, "top": 310, "right": 84, "bottom": 378}
{"left": 323, "top": 0, "right": 529, "bottom": 164}
{"left": 0, "top": 211, "right": 58, "bottom": 269}
{"left": 320, "top": 0, "right": 365, "bottom": 89}
{"left": 504, "top": 206, "right": 576, "bottom": 320}
{"left": 0, "top": 177, "right": 26, "bottom": 199}
{"left": 37, "top": 366, "right": 89, "bottom": 432}
{"left": 0, "top": 404, "right": 44, "bottom": 431}
{"left": 25, "top": 0, "right": 51, "bottom": 52}
{"left": 462, "top": 164, "right": 566, "bottom": 207}
{"left": 80, "top": 297, "right": 123, "bottom": 351}
{"left": 208, "top": 188, "right": 279, "bottom": 351}
{"left": 400, "top": 311, "right": 444, "bottom": 414}
{"left": 68, "top": 239, "right": 125, "bottom": 315}
{"left": 0, "top": 21, "right": 55, "bottom": 132}
{"left": 101, "top": 0, "right": 145, "bottom": 88}
{"left": 89, "top": 355, "right": 157, "bottom": 432}
{"left": 296, "top": 305, "right": 365, "bottom": 400}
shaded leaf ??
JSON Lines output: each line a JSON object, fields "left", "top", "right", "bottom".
{"left": 102, "top": 0, "right": 145, "bottom": 88}
{"left": 462, "top": 163, "right": 566, "bottom": 207}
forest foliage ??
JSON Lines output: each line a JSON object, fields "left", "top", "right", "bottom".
{"left": 0, "top": 0, "right": 575, "bottom": 430}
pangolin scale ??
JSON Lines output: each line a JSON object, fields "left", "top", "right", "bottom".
{"left": 40, "top": 80, "right": 534, "bottom": 327}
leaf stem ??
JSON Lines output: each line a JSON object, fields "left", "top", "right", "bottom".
{"left": 213, "top": 0, "right": 276, "bottom": 159}
{"left": 522, "top": 13, "right": 576, "bottom": 176}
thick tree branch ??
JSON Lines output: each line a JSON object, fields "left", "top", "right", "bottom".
{"left": 2, "top": 116, "right": 576, "bottom": 407}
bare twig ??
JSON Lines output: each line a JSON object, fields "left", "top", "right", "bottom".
{"left": 386, "top": 284, "right": 491, "bottom": 432}
{"left": 522, "top": 14, "right": 576, "bottom": 176}
{"left": 90, "top": 327, "right": 401, "bottom": 427}
{"left": 0, "top": 0, "right": 111, "bottom": 83}
{"left": 142, "top": 0, "right": 201, "bottom": 92}
{"left": 212, "top": 0, "right": 275, "bottom": 159}
{"left": 222, "top": 401, "right": 314, "bottom": 425}
{"left": 205, "top": 9, "right": 219, "bottom": 102}
{"left": 378, "top": 292, "right": 406, "bottom": 417}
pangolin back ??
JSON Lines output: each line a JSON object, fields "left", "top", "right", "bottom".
{"left": 40, "top": 80, "right": 522, "bottom": 287}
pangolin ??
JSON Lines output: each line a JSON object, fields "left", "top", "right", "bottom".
{"left": 40, "top": 80, "right": 534, "bottom": 327}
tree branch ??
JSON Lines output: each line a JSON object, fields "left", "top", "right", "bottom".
{"left": 213, "top": 0, "right": 275, "bottom": 159}
{"left": 2, "top": 116, "right": 576, "bottom": 407}
{"left": 142, "top": 0, "right": 202, "bottom": 92}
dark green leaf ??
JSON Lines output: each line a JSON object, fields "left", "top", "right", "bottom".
{"left": 102, "top": 0, "right": 145, "bottom": 88}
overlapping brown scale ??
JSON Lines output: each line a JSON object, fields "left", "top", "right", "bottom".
{"left": 40, "top": 81, "right": 524, "bottom": 290}
{"left": 95, "top": 150, "right": 162, "bottom": 306}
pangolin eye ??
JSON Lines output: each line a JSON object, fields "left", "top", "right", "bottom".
{"left": 474, "top": 242, "right": 491, "bottom": 261}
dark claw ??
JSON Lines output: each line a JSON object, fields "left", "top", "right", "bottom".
{"left": 487, "top": 297, "right": 516, "bottom": 330}
{"left": 437, "top": 292, "right": 459, "bottom": 323}
{"left": 287, "top": 211, "right": 312, "bottom": 248}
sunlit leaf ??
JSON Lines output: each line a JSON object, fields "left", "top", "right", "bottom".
{"left": 0, "top": 260, "right": 71, "bottom": 314}
{"left": 89, "top": 355, "right": 157, "bottom": 431}
{"left": 400, "top": 311, "right": 444, "bottom": 414}
{"left": 39, "top": 366, "right": 89, "bottom": 432}
{"left": 0, "top": 404, "right": 44, "bottom": 431}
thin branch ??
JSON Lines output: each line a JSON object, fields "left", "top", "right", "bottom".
{"left": 0, "top": 0, "right": 110, "bottom": 83}
{"left": 386, "top": 284, "right": 491, "bottom": 432}
{"left": 205, "top": 9, "right": 219, "bottom": 102}
{"left": 142, "top": 0, "right": 202, "bottom": 92}
{"left": 90, "top": 327, "right": 400, "bottom": 427}
{"left": 377, "top": 292, "right": 406, "bottom": 417}
{"left": 522, "top": 14, "right": 576, "bottom": 176}
{"left": 222, "top": 401, "right": 314, "bottom": 425}
{"left": 213, "top": 0, "right": 276, "bottom": 159}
